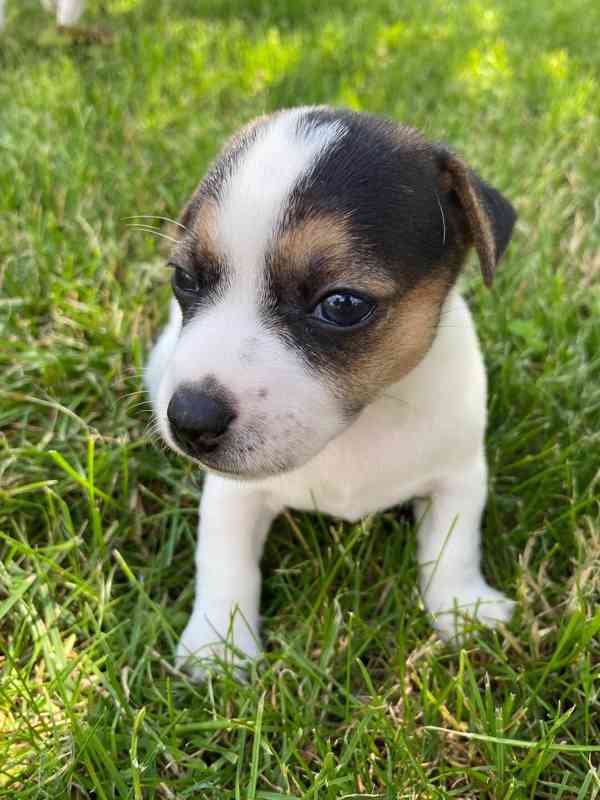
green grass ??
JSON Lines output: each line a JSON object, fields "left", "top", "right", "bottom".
{"left": 1, "top": 0, "right": 599, "bottom": 796}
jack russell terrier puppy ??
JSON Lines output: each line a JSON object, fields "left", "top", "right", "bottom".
{"left": 0, "top": 0, "right": 84, "bottom": 30}
{"left": 145, "top": 107, "right": 517, "bottom": 680}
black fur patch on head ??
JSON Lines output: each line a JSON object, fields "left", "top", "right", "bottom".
{"left": 285, "top": 108, "right": 466, "bottom": 291}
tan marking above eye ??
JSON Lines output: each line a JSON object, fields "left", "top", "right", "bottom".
{"left": 277, "top": 212, "right": 355, "bottom": 265}
{"left": 274, "top": 213, "right": 397, "bottom": 298}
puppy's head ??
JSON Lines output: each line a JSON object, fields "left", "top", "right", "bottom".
{"left": 153, "top": 107, "right": 516, "bottom": 478}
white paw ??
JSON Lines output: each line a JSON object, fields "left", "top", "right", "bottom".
{"left": 175, "top": 610, "right": 262, "bottom": 682}
{"left": 424, "top": 578, "right": 515, "bottom": 642}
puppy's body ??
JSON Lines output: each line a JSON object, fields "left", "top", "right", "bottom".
{"left": 145, "top": 107, "right": 517, "bottom": 677}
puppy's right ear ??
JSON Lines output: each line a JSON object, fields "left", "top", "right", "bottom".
{"left": 435, "top": 146, "right": 517, "bottom": 287}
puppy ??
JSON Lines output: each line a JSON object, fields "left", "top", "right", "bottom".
{"left": 0, "top": 0, "right": 84, "bottom": 30}
{"left": 145, "top": 107, "right": 517, "bottom": 679}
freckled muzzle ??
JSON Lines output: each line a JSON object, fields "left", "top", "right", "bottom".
{"left": 167, "top": 385, "right": 236, "bottom": 459}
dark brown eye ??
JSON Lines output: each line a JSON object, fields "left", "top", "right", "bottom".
{"left": 314, "top": 292, "right": 375, "bottom": 327}
{"left": 172, "top": 266, "right": 200, "bottom": 295}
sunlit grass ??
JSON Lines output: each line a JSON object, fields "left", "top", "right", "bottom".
{"left": 1, "top": 0, "right": 599, "bottom": 796}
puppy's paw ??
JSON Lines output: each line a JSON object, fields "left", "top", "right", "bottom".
{"left": 425, "top": 578, "right": 515, "bottom": 643}
{"left": 175, "top": 611, "right": 262, "bottom": 682}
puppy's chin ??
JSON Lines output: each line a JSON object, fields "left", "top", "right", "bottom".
{"left": 164, "top": 445, "right": 313, "bottom": 481}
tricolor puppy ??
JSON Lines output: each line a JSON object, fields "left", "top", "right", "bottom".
{"left": 145, "top": 107, "right": 517, "bottom": 679}
{"left": 0, "top": 0, "right": 85, "bottom": 29}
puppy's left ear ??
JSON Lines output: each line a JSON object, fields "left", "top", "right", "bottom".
{"left": 435, "top": 146, "right": 517, "bottom": 287}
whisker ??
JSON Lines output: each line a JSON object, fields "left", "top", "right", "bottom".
{"left": 380, "top": 392, "right": 410, "bottom": 407}
{"left": 128, "top": 401, "right": 154, "bottom": 414}
{"left": 434, "top": 191, "right": 446, "bottom": 246}
{"left": 148, "top": 417, "right": 162, "bottom": 434}
{"left": 143, "top": 420, "right": 163, "bottom": 445}
{"left": 121, "top": 389, "right": 146, "bottom": 401}
{"left": 124, "top": 214, "right": 187, "bottom": 231}
{"left": 127, "top": 224, "right": 179, "bottom": 245}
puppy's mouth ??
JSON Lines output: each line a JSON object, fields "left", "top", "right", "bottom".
{"left": 170, "top": 431, "right": 220, "bottom": 458}
{"left": 180, "top": 448, "right": 296, "bottom": 481}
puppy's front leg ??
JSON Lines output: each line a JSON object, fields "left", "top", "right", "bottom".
{"left": 415, "top": 453, "right": 514, "bottom": 641}
{"left": 176, "top": 475, "right": 278, "bottom": 680}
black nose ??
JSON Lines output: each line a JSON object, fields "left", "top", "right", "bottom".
{"left": 167, "top": 386, "right": 236, "bottom": 454}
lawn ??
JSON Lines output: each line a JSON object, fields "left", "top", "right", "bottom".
{"left": 1, "top": 0, "right": 599, "bottom": 796}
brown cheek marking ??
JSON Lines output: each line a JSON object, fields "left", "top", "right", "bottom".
{"left": 336, "top": 277, "right": 451, "bottom": 409}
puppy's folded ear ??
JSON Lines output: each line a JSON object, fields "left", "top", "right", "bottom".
{"left": 435, "top": 146, "right": 516, "bottom": 287}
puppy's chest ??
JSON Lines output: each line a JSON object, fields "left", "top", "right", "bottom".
{"left": 279, "top": 472, "right": 428, "bottom": 522}
{"left": 267, "top": 422, "right": 435, "bottom": 521}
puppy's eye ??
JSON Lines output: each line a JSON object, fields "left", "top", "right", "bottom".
{"left": 172, "top": 266, "right": 200, "bottom": 294}
{"left": 313, "top": 293, "right": 375, "bottom": 327}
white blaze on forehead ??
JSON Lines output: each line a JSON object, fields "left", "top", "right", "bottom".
{"left": 215, "top": 109, "right": 346, "bottom": 291}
